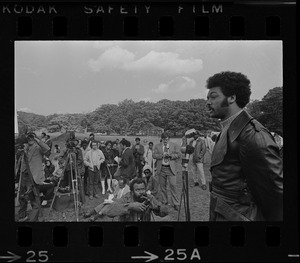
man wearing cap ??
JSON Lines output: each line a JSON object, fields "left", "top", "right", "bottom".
{"left": 16, "top": 132, "right": 50, "bottom": 221}
{"left": 153, "top": 132, "right": 181, "bottom": 211}
{"left": 142, "top": 164, "right": 159, "bottom": 200}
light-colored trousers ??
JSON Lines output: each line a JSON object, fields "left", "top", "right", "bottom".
{"left": 158, "top": 166, "right": 179, "bottom": 206}
{"left": 190, "top": 162, "right": 206, "bottom": 185}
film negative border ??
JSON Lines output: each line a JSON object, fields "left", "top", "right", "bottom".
{"left": 0, "top": 0, "right": 297, "bottom": 262}
{"left": 1, "top": 3, "right": 291, "bottom": 39}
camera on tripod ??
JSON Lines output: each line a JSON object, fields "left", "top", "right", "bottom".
{"left": 65, "top": 131, "right": 78, "bottom": 151}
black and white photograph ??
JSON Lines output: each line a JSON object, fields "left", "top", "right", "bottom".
{"left": 14, "top": 40, "right": 283, "bottom": 222}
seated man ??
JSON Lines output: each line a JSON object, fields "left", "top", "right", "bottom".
{"left": 44, "top": 159, "right": 55, "bottom": 180}
{"left": 142, "top": 164, "right": 159, "bottom": 200}
{"left": 100, "top": 178, "right": 169, "bottom": 221}
{"left": 84, "top": 176, "right": 130, "bottom": 221}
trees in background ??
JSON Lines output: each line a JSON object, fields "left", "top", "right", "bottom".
{"left": 17, "top": 87, "right": 283, "bottom": 136}
{"left": 247, "top": 87, "right": 283, "bottom": 136}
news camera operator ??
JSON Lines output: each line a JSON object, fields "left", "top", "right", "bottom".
{"left": 153, "top": 132, "right": 181, "bottom": 211}
{"left": 101, "top": 178, "right": 169, "bottom": 221}
{"left": 59, "top": 135, "right": 85, "bottom": 190}
{"left": 15, "top": 132, "right": 50, "bottom": 222}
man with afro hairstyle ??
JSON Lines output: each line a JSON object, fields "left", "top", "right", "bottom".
{"left": 206, "top": 71, "right": 283, "bottom": 221}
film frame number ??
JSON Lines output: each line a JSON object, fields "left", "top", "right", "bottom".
{"left": 26, "top": 251, "right": 49, "bottom": 262}
{"left": 164, "top": 248, "right": 201, "bottom": 261}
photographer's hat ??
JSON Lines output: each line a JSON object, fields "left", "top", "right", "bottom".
{"left": 142, "top": 164, "right": 152, "bottom": 173}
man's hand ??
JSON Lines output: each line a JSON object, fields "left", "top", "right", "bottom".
{"left": 128, "top": 202, "right": 147, "bottom": 212}
{"left": 163, "top": 152, "right": 169, "bottom": 158}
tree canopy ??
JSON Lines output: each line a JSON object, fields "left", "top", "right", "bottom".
{"left": 17, "top": 87, "right": 283, "bottom": 137}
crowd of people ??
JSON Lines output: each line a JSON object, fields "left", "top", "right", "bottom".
{"left": 15, "top": 71, "right": 283, "bottom": 222}
{"left": 15, "top": 129, "right": 215, "bottom": 222}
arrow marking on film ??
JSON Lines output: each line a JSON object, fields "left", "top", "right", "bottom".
{"left": 131, "top": 251, "right": 158, "bottom": 262}
{"left": 0, "top": 251, "right": 21, "bottom": 262}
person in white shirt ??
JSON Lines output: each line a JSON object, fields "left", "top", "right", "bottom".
{"left": 144, "top": 141, "right": 154, "bottom": 169}
{"left": 84, "top": 141, "right": 105, "bottom": 199}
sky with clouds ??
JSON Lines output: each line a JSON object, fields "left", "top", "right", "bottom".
{"left": 15, "top": 40, "right": 282, "bottom": 116}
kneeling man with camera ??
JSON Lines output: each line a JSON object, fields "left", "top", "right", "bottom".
{"left": 102, "top": 178, "right": 169, "bottom": 221}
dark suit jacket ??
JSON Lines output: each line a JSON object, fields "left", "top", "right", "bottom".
{"left": 190, "top": 138, "right": 206, "bottom": 163}
{"left": 20, "top": 140, "right": 50, "bottom": 185}
{"left": 210, "top": 110, "right": 283, "bottom": 221}
{"left": 153, "top": 142, "right": 180, "bottom": 176}
{"left": 133, "top": 143, "right": 145, "bottom": 162}
{"left": 119, "top": 148, "right": 136, "bottom": 180}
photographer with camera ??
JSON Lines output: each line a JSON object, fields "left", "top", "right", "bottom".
{"left": 142, "top": 165, "right": 159, "bottom": 200}
{"left": 15, "top": 132, "right": 50, "bottom": 222}
{"left": 101, "top": 178, "right": 168, "bottom": 221}
{"left": 153, "top": 132, "right": 181, "bottom": 211}
{"left": 58, "top": 135, "right": 85, "bottom": 190}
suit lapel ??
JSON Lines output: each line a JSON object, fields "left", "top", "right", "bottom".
{"left": 228, "top": 110, "right": 253, "bottom": 143}
{"left": 210, "top": 131, "right": 227, "bottom": 168}
{"left": 210, "top": 110, "right": 253, "bottom": 168}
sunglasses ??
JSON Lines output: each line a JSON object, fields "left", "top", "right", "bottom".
{"left": 144, "top": 171, "right": 150, "bottom": 174}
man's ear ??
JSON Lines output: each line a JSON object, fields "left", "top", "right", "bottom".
{"left": 228, "top": 94, "right": 236, "bottom": 104}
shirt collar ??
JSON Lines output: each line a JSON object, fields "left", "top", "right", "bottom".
{"left": 220, "top": 109, "right": 243, "bottom": 131}
{"left": 163, "top": 143, "right": 169, "bottom": 149}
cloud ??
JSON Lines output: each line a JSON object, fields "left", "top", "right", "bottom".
{"left": 88, "top": 46, "right": 135, "bottom": 71}
{"left": 18, "top": 107, "right": 34, "bottom": 113}
{"left": 153, "top": 76, "right": 196, "bottom": 94}
{"left": 88, "top": 46, "right": 203, "bottom": 75}
{"left": 124, "top": 51, "right": 203, "bottom": 75}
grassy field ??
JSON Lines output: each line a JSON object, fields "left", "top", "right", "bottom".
{"left": 15, "top": 132, "right": 211, "bottom": 222}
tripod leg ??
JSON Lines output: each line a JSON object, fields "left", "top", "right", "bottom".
{"left": 48, "top": 176, "right": 62, "bottom": 216}
{"left": 177, "top": 186, "right": 184, "bottom": 221}
{"left": 16, "top": 169, "right": 23, "bottom": 207}
{"left": 185, "top": 170, "right": 191, "bottom": 221}
{"left": 70, "top": 163, "right": 78, "bottom": 222}
{"left": 182, "top": 182, "right": 188, "bottom": 219}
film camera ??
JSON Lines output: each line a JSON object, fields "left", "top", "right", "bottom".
{"left": 141, "top": 194, "right": 151, "bottom": 206}
{"left": 65, "top": 131, "right": 78, "bottom": 150}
